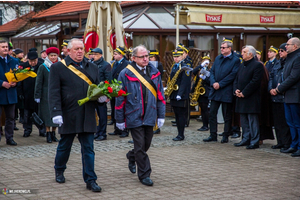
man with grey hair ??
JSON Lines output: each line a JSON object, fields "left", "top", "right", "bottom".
{"left": 49, "top": 38, "right": 106, "bottom": 192}
{"left": 203, "top": 39, "right": 240, "bottom": 143}
{"left": 234, "top": 45, "right": 264, "bottom": 149}
{"left": 115, "top": 44, "right": 165, "bottom": 186}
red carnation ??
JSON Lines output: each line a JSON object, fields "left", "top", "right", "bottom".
{"left": 26, "top": 67, "right": 30, "bottom": 70}
{"left": 107, "top": 87, "right": 113, "bottom": 93}
{"left": 104, "top": 80, "right": 109, "bottom": 84}
{"left": 18, "top": 66, "right": 23, "bottom": 69}
{"left": 118, "top": 89, "right": 126, "bottom": 96}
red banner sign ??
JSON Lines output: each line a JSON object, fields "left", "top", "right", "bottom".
{"left": 205, "top": 14, "right": 222, "bottom": 22}
{"left": 260, "top": 15, "right": 275, "bottom": 23}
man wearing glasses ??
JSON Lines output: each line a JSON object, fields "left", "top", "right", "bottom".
{"left": 275, "top": 37, "right": 300, "bottom": 157}
{"left": 203, "top": 38, "right": 240, "bottom": 143}
{"left": 115, "top": 45, "right": 165, "bottom": 186}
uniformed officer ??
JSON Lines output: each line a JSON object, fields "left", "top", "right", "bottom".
{"left": 265, "top": 46, "right": 278, "bottom": 73}
{"left": 61, "top": 40, "right": 69, "bottom": 59}
{"left": 178, "top": 43, "right": 193, "bottom": 68}
{"left": 108, "top": 46, "right": 130, "bottom": 138}
{"left": 169, "top": 48, "right": 192, "bottom": 141}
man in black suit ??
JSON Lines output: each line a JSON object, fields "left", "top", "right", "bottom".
{"left": 108, "top": 46, "right": 129, "bottom": 138}
{"left": 234, "top": 45, "right": 264, "bottom": 149}
{"left": 276, "top": 37, "right": 300, "bottom": 157}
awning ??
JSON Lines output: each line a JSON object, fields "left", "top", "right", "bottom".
{"left": 176, "top": 3, "right": 300, "bottom": 28}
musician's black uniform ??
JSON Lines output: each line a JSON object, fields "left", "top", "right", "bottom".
{"left": 170, "top": 62, "right": 191, "bottom": 141}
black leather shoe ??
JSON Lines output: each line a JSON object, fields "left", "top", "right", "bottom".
{"left": 95, "top": 136, "right": 107, "bottom": 141}
{"left": 51, "top": 131, "right": 59, "bottom": 142}
{"left": 153, "top": 129, "right": 160, "bottom": 134}
{"left": 39, "top": 132, "right": 46, "bottom": 137}
{"left": 108, "top": 132, "right": 121, "bottom": 136}
{"left": 119, "top": 132, "right": 129, "bottom": 138}
{"left": 55, "top": 171, "right": 65, "bottom": 183}
{"left": 203, "top": 136, "right": 217, "bottom": 142}
{"left": 197, "top": 126, "right": 209, "bottom": 131}
{"left": 46, "top": 132, "right": 52, "bottom": 143}
{"left": 140, "top": 177, "right": 153, "bottom": 186}
{"left": 94, "top": 134, "right": 100, "bottom": 139}
{"left": 271, "top": 144, "right": 284, "bottom": 149}
{"left": 172, "top": 136, "right": 184, "bottom": 141}
{"left": 14, "top": 126, "right": 19, "bottom": 130}
{"left": 86, "top": 181, "right": 101, "bottom": 192}
{"left": 172, "top": 123, "right": 177, "bottom": 126}
{"left": 128, "top": 140, "right": 134, "bottom": 144}
{"left": 280, "top": 147, "right": 297, "bottom": 153}
{"left": 246, "top": 144, "right": 259, "bottom": 149}
{"left": 218, "top": 133, "right": 224, "bottom": 136}
{"left": 234, "top": 141, "right": 250, "bottom": 147}
{"left": 171, "top": 121, "right": 176, "bottom": 123}
{"left": 23, "top": 133, "right": 31, "bottom": 137}
{"left": 107, "top": 120, "right": 113, "bottom": 125}
{"left": 128, "top": 161, "right": 136, "bottom": 174}
{"left": 6, "top": 139, "right": 17, "bottom": 146}
{"left": 221, "top": 136, "right": 228, "bottom": 143}
{"left": 291, "top": 150, "right": 300, "bottom": 157}
{"left": 231, "top": 133, "right": 240, "bottom": 138}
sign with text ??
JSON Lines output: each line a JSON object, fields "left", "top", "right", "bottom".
{"left": 205, "top": 14, "right": 222, "bottom": 23}
{"left": 260, "top": 15, "right": 275, "bottom": 23}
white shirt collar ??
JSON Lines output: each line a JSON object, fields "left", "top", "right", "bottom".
{"left": 136, "top": 64, "right": 146, "bottom": 74}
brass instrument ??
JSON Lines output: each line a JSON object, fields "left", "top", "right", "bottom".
{"left": 190, "top": 67, "right": 206, "bottom": 106}
{"left": 164, "top": 64, "right": 181, "bottom": 96}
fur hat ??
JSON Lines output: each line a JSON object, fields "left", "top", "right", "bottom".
{"left": 46, "top": 47, "right": 60, "bottom": 55}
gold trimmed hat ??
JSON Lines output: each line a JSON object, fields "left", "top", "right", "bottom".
{"left": 61, "top": 40, "right": 69, "bottom": 47}
{"left": 114, "top": 46, "right": 126, "bottom": 56}
{"left": 149, "top": 49, "right": 159, "bottom": 57}
{"left": 268, "top": 46, "right": 278, "bottom": 54}
{"left": 173, "top": 48, "right": 184, "bottom": 57}
{"left": 177, "top": 43, "right": 189, "bottom": 53}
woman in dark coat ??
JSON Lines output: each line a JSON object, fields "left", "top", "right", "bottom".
{"left": 34, "top": 47, "right": 60, "bottom": 143}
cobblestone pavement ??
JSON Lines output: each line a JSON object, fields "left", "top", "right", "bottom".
{"left": 0, "top": 118, "right": 299, "bottom": 199}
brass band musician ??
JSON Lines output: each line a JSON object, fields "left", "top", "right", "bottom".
{"left": 191, "top": 56, "right": 212, "bottom": 131}
{"left": 168, "top": 48, "right": 192, "bottom": 141}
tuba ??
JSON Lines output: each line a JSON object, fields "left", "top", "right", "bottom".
{"left": 164, "top": 64, "right": 181, "bottom": 96}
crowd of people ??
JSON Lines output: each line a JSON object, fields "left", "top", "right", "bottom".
{"left": 1, "top": 36, "right": 300, "bottom": 192}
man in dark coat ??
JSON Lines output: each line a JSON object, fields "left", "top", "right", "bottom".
{"left": 0, "top": 40, "right": 19, "bottom": 145}
{"left": 91, "top": 48, "right": 112, "bottom": 141}
{"left": 268, "top": 43, "right": 291, "bottom": 150}
{"left": 203, "top": 40, "right": 240, "bottom": 143}
{"left": 108, "top": 46, "right": 130, "bottom": 138}
{"left": 49, "top": 38, "right": 104, "bottom": 192}
{"left": 276, "top": 37, "right": 300, "bottom": 157}
{"left": 19, "top": 51, "right": 45, "bottom": 137}
{"left": 233, "top": 45, "right": 264, "bottom": 149}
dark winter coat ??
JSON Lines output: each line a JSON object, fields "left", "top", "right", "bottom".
{"left": 0, "top": 55, "right": 19, "bottom": 105}
{"left": 277, "top": 48, "right": 300, "bottom": 103}
{"left": 115, "top": 61, "right": 165, "bottom": 128}
{"left": 209, "top": 52, "right": 240, "bottom": 103}
{"left": 268, "top": 58, "right": 285, "bottom": 103}
{"left": 111, "top": 57, "right": 129, "bottom": 80}
{"left": 234, "top": 57, "right": 264, "bottom": 113}
{"left": 19, "top": 59, "right": 44, "bottom": 110}
{"left": 48, "top": 56, "right": 99, "bottom": 134}
{"left": 94, "top": 57, "right": 111, "bottom": 82}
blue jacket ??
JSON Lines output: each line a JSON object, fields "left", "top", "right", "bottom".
{"left": 209, "top": 53, "right": 240, "bottom": 103}
{"left": 268, "top": 58, "right": 285, "bottom": 103}
{"left": 115, "top": 62, "right": 165, "bottom": 128}
{"left": 0, "top": 55, "right": 19, "bottom": 105}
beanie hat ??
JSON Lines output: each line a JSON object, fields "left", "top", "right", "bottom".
{"left": 46, "top": 47, "right": 60, "bottom": 55}
{"left": 27, "top": 51, "right": 38, "bottom": 60}
{"left": 279, "top": 43, "right": 286, "bottom": 51}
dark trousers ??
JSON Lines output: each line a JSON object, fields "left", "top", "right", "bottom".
{"left": 240, "top": 113, "right": 260, "bottom": 145}
{"left": 54, "top": 133, "right": 97, "bottom": 183}
{"left": 23, "top": 109, "right": 46, "bottom": 135}
{"left": 209, "top": 100, "right": 233, "bottom": 138}
{"left": 173, "top": 106, "right": 188, "bottom": 138}
{"left": 95, "top": 103, "right": 107, "bottom": 137}
{"left": 272, "top": 103, "right": 291, "bottom": 147}
{"left": 199, "top": 102, "right": 209, "bottom": 127}
{"left": 284, "top": 103, "right": 300, "bottom": 150}
{"left": 127, "top": 126, "right": 153, "bottom": 180}
{"left": 0, "top": 104, "right": 15, "bottom": 141}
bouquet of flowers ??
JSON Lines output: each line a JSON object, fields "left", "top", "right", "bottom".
{"left": 78, "top": 79, "right": 129, "bottom": 106}
{"left": 5, "top": 65, "right": 37, "bottom": 83}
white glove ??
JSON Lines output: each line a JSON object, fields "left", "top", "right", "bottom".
{"left": 116, "top": 122, "right": 125, "bottom": 130}
{"left": 53, "top": 115, "right": 63, "bottom": 127}
{"left": 35, "top": 98, "right": 40, "bottom": 103}
{"left": 176, "top": 95, "right": 181, "bottom": 101}
{"left": 98, "top": 95, "right": 108, "bottom": 103}
{"left": 201, "top": 60, "right": 210, "bottom": 67}
{"left": 200, "top": 74, "right": 206, "bottom": 80}
{"left": 157, "top": 118, "right": 165, "bottom": 128}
